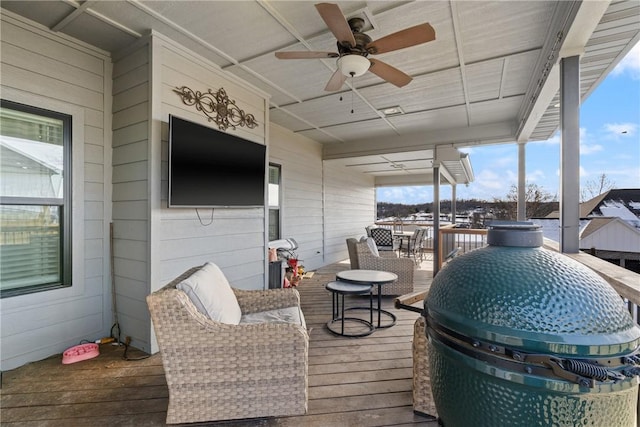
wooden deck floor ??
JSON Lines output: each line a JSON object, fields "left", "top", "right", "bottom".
{"left": 0, "top": 258, "right": 437, "bottom": 427}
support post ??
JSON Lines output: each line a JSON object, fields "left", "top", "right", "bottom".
{"left": 559, "top": 55, "right": 581, "bottom": 253}
{"left": 451, "top": 184, "right": 457, "bottom": 225}
{"left": 433, "top": 165, "right": 441, "bottom": 275}
{"left": 517, "top": 142, "right": 526, "bottom": 221}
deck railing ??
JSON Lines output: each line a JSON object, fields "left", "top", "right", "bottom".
{"left": 437, "top": 225, "right": 488, "bottom": 270}
{"left": 375, "top": 221, "right": 436, "bottom": 251}
{"left": 374, "top": 220, "right": 406, "bottom": 233}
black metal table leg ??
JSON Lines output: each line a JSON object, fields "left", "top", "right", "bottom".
{"left": 325, "top": 281, "right": 374, "bottom": 337}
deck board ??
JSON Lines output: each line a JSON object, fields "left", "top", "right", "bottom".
{"left": 0, "top": 258, "right": 437, "bottom": 426}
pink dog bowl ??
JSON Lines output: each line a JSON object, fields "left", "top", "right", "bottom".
{"left": 62, "top": 343, "right": 99, "bottom": 364}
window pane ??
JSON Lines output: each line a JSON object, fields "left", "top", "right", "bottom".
{"left": 268, "top": 164, "right": 280, "bottom": 208}
{"left": 0, "top": 205, "right": 61, "bottom": 290}
{"left": 268, "top": 164, "right": 281, "bottom": 241}
{"left": 0, "top": 101, "right": 69, "bottom": 297}
{"left": 268, "top": 165, "right": 280, "bottom": 185}
{"left": 269, "top": 208, "right": 280, "bottom": 241}
{"left": 0, "top": 107, "right": 64, "bottom": 199}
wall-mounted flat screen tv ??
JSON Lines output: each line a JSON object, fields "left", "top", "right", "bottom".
{"left": 168, "top": 115, "right": 266, "bottom": 208}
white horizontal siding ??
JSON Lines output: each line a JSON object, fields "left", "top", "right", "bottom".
{"left": 269, "top": 124, "right": 325, "bottom": 269}
{"left": 580, "top": 222, "right": 640, "bottom": 253}
{"left": 0, "top": 12, "right": 111, "bottom": 371}
{"left": 111, "top": 42, "right": 151, "bottom": 352}
{"left": 323, "top": 160, "right": 375, "bottom": 265}
{"left": 153, "top": 37, "right": 269, "bottom": 305}
{"left": 269, "top": 123, "right": 375, "bottom": 269}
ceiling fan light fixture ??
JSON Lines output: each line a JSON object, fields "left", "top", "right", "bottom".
{"left": 338, "top": 54, "right": 370, "bottom": 77}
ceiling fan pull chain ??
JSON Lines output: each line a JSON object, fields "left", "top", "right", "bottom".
{"left": 350, "top": 75, "right": 354, "bottom": 114}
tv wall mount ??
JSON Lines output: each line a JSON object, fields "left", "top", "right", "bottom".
{"left": 173, "top": 86, "right": 258, "bottom": 131}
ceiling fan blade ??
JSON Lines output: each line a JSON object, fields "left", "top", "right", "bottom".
{"left": 368, "top": 59, "right": 412, "bottom": 88}
{"left": 324, "top": 68, "right": 347, "bottom": 91}
{"left": 367, "top": 23, "right": 436, "bottom": 54}
{"left": 315, "top": 3, "right": 356, "bottom": 47}
{"left": 275, "top": 51, "right": 339, "bottom": 59}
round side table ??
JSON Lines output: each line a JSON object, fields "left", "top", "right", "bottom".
{"left": 325, "top": 281, "right": 374, "bottom": 337}
{"left": 335, "top": 270, "right": 398, "bottom": 329}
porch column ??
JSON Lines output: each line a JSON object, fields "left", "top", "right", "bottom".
{"left": 451, "top": 184, "right": 457, "bottom": 225}
{"left": 517, "top": 142, "right": 526, "bottom": 221}
{"left": 559, "top": 55, "right": 581, "bottom": 253}
{"left": 433, "top": 164, "right": 441, "bottom": 275}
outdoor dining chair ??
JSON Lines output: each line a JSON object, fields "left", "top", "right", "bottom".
{"left": 369, "top": 227, "right": 401, "bottom": 255}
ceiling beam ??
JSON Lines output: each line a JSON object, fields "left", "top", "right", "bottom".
{"left": 560, "top": 0, "right": 611, "bottom": 58}
{"left": 270, "top": 105, "right": 345, "bottom": 143}
{"left": 449, "top": 0, "right": 472, "bottom": 127}
{"left": 438, "top": 163, "right": 457, "bottom": 186}
{"left": 516, "top": 0, "right": 610, "bottom": 142}
{"left": 126, "top": 0, "right": 303, "bottom": 105}
{"left": 323, "top": 120, "right": 516, "bottom": 160}
{"left": 375, "top": 174, "right": 434, "bottom": 187}
{"left": 515, "top": 1, "right": 576, "bottom": 141}
{"left": 53, "top": 0, "right": 93, "bottom": 32}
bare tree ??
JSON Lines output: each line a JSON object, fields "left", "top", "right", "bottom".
{"left": 581, "top": 173, "right": 615, "bottom": 202}
{"left": 493, "top": 182, "right": 556, "bottom": 220}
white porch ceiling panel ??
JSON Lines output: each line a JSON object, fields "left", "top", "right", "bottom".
{"left": 2, "top": 0, "right": 638, "bottom": 185}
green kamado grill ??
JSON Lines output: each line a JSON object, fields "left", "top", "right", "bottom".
{"left": 425, "top": 221, "right": 640, "bottom": 426}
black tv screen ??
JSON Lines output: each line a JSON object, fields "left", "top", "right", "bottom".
{"left": 168, "top": 115, "right": 266, "bottom": 207}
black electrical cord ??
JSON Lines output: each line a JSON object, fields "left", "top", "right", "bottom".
{"left": 109, "top": 223, "right": 121, "bottom": 345}
{"left": 122, "top": 336, "right": 150, "bottom": 361}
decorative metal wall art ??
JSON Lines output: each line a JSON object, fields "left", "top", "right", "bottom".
{"left": 173, "top": 86, "right": 258, "bottom": 131}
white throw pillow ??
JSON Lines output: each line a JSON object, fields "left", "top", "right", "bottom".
{"left": 176, "top": 262, "right": 242, "bottom": 325}
{"left": 365, "top": 237, "right": 380, "bottom": 257}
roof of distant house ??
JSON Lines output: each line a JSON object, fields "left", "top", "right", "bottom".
{"left": 544, "top": 189, "right": 640, "bottom": 221}
{"left": 0, "top": 135, "right": 63, "bottom": 173}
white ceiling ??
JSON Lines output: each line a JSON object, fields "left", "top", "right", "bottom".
{"left": 2, "top": 1, "right": 638, "bottom": 186}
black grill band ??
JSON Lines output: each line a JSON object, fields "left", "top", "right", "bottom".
{"left": 424, "top": 312, "right": 639, "bottom": 388}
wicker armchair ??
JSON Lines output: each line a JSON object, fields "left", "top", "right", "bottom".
{"left": 346, "top": 238, "right": 415, "bottom": 296}
{"left": 413, "top": 315, "right": 438, "bottom": 418}
{"left": 147, "top": 266, "right": 309, "bottom": 424}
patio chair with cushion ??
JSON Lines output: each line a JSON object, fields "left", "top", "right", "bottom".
{"left": 369, "top": 227, "right": 401, "bottom": 255}
{"left": 365, "top": 224, "right": 377, "bottom": 237}
{"left": 345, "top": 237, "right": 415, "bottom": 296}
{"left": 146, "top": 262, "right": 309, "bottom": 424}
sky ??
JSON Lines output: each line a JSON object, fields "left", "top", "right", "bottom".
{"left": 377, "top": 42, "right": 640, "bottom": 204}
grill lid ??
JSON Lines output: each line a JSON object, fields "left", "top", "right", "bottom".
{"left": 426, "top": 222, "right": 640, "bottom": 357}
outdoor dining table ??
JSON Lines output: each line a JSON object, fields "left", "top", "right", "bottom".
{"left": 335, "top": 269, "right": 398, "bottom": 328}
{"left": 393, "top": 230, "right": 414, "bottom": 258}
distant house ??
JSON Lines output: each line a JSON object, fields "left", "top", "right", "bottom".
{"left": 532, "top": 189, "right": 640, "bottom": 272}
{"left": 0, "top": 135, "right": 64, "bottom": 199}
{"left": 543, "top": 189, "right": 640, "bottom": 224}
{"left": 579, "top": 217, "right": 640, "bottom": 270}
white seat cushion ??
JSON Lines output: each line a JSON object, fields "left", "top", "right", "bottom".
{"left": 176, "top": 262, "right": 242, "bottom": 325}
{"left": 240, "top": 306, "right": 306, "bottom": 329}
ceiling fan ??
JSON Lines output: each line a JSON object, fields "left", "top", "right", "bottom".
{"left": 275, "top": 3, "right": 436, "bottom": 91}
